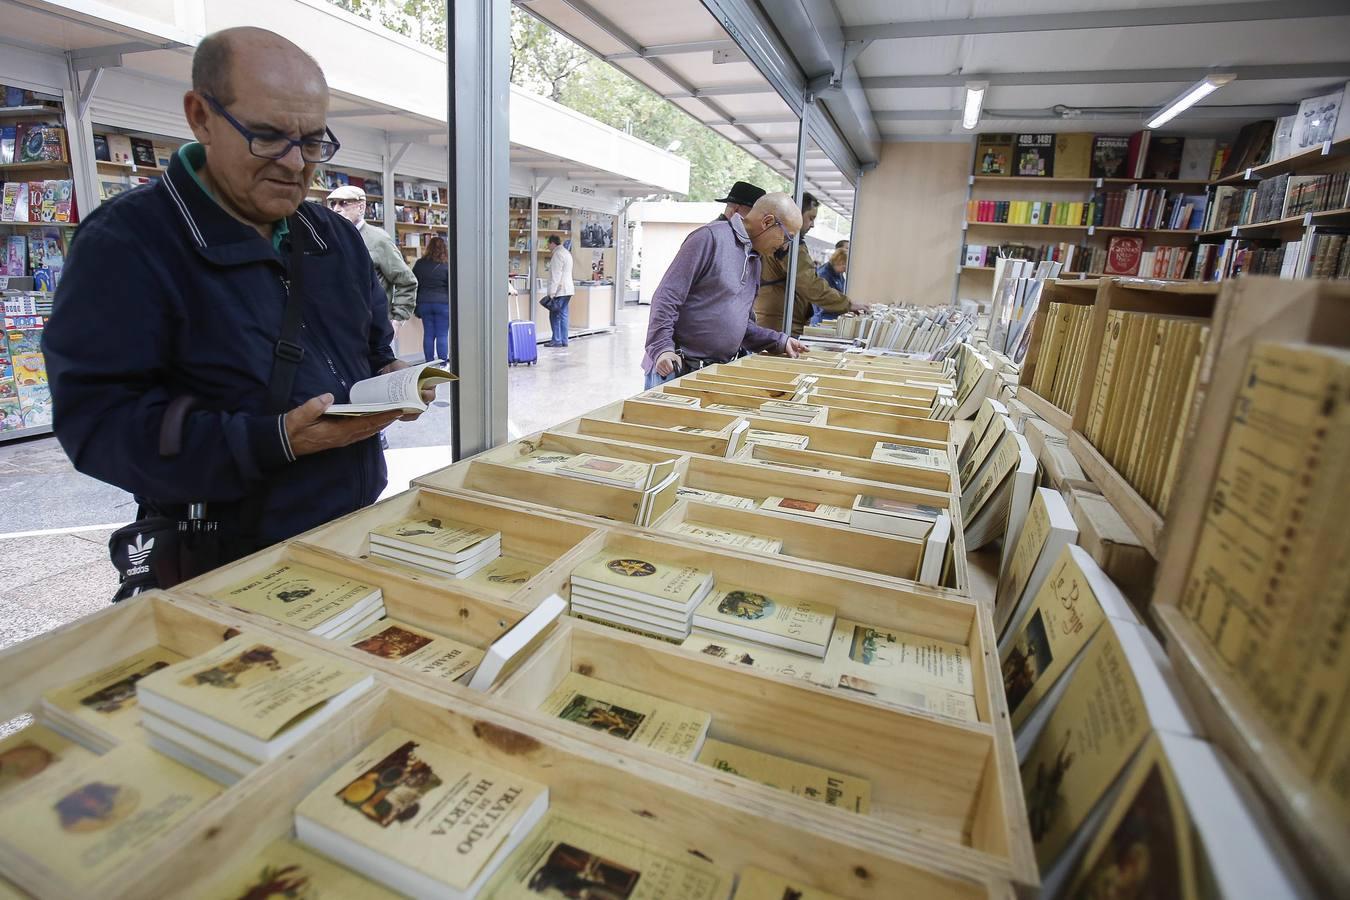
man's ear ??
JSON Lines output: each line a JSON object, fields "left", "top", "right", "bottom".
{"left": 183, "top": 91, "right": 211, "bottom": 145}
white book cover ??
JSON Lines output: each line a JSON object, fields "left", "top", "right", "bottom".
{"left": 994, "top": 487, "right": 1079, "bottom": 640}
{"left": 466, "top": 595, "right": 566, "bottom": 692}
{"left": 917, "top": 511, "right": 952, "bottom": 586}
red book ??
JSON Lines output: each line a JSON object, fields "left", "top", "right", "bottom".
{"left": 1125, "top": 130, "right": 1151, "bottom": 179}
{"left": 1105, "top": 236, "right": 1144, "bottom": 276}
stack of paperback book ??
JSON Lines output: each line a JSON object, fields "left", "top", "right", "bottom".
{"left": 871, "top": 441, "right": 951, "bottom": 471}
{"left": 568, "top": 551, "right": 715, "bottom": 642}
{"left": 136, "top": 630, "right": 374, "bottom": 784}
{"left": 215, "top": 563, "right": 385, "bottom": 640}
{"left": 553, "top": 452, "right": 677, "bottom": 491}
{"left": 758, "top": 496, "right": 851, "bottom": 524}
{"left": 848, "top": 496, "right": 943, "bottom": 539}
{"left": 539, "top": 671, "right": 712, "bottom": 758}
{"left": 757, "top": 399, "right": 825, "bottom": 424}
{"left": 692, "top": 587, "right": 836, "bottom": 658}
{"left": 40, "top": 646, "right": 186, "bottom": 751}
{"left": 636, "top": 389, "right": 700, "bottom": 407}
{"left": 743, "top": 429, "right": 810, "bottom": 451}
{"left": 295, "top": 728, "right": 550, "bottom": 899}
{"left": 368, "top": 515, "right": 501, "bottom": 579}
{"left": 344, "top": 617, "right": 486, "bottom": 684}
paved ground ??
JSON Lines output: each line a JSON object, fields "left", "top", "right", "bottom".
{"left": 0, "top": 303, "right": 651, "bottom": 660}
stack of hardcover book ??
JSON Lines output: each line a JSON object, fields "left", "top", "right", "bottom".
{"left": 136, "top": 631, "right": 373, "bottom": 784}
{"left": 568, "top": 551, "right": 715, "bottom": 642}
{"left": 691, "top": 587, "right": 836, "bottom": 658}
{"left": 214, "top": 563, "right": 385, "bottom": 640}
{"left": 295, "top": 728, "right": 550, "bottom": 899}
{"left": 539, "top": 672, "right": 712, "bottom": 759}
{"left": 368, "top": 515, "right": 502, "bottom": 579}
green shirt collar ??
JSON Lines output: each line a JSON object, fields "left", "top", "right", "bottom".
{"left": 177, "top": 142, "right": 290, "bottom": 251}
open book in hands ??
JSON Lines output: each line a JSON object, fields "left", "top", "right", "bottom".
{"left": 323, "top": 362, "right": 457, "bottom": 416}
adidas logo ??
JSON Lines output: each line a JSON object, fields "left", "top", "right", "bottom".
{"left": 127, "top": 533, "right": 155, "bottom": 567}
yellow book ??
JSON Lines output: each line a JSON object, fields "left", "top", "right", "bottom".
{"left": 681, "top": 632, "right": 836, "bottom": 687}
{"left": 0, "top": 723, "right": 95, "bottom": 798}
{"left": 961, "top": 430, "right": 1020, "bottom": 523}
{"left": 1086, "top": 310, "right": 1125, "bottom": 443}
{"left": 481, "top": 812, "right": 733, "bottom": 899}
{"left": 41, "top": 645, "right": 186, "bottom": 748}
{"left": 571, "top": 551, "right": 714, "bottom": 608}
{"left": 0, "top": 742, "right": 219, "bottom": 892}
{"left": 137, "top": 631, "right": 372, "bottom": 760}
{"left": 692, "top": 588, "right": 836, "bottom": 657}
{"left": 1002, "top": 546, "right": 1113, "bottom": 731}
{"left": 1054, "top": 134, "right": 1093, "bottom": 178}
{"left": 757, "top": 496, "right": 850, "bottom": 524}
{"left": 346, "top": 617, "right": 485, "bottom": 682}
{"left": 957, "top": 397, "right": 1001, "bottom": 474}
{"left": 993, "top": 487, "right": 1077, "bottom": 639}
{"left": 213, "top": 563, "right": 381, "bottom": 635}
{"left": 1031, "top": 303, "right": 1068, "bottom": 396}
{"left": 668, "top": 522, "right": 784, "bottom": 554}
{"left": 539, "top": 672, "right": 711, "bottom": 759}
{"left": 697, "top": 738, "right": 871, "bottom": 813}
{"left": 295, "top": 728, "right": 549, "bottom": 898}
{"left": 824, "top": 618, "right": 975, "bottom": 699}
{"left": 732, "top": 866, "right": 846, "bottom": 900}
{"left": 369, "top": 515, "right": 498, "bottom": 561}
{"left": 201, "top": 837, "right": 402, "bottom": 899}
{"left": 1158, "top": 326, "right": 1208, "bottom": 511}
{"left": 459, "top": 555, "right": 544, "bottom": 597}
{"left": 958, "top": 411, "right": 1008, "bottom": 488}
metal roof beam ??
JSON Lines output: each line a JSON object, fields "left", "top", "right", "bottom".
{"left": 842, "top": 1, "right": 1347, "bottom": 41}
{"left": 873, "top": 104, "right": 1298, "bottom": 121}
{"left": 327, "top": 107, "right": 392, "bottom": 119}
{"left": 702, "top": 115, "right": 801, "bottom": 125}
{"left": 604, "top": 39, "right": 737, "bottom": 61}
{"left": 662, "top": 83, "right": 778, "bottom": 99}
{"left": 861, "top": 62, "right": 1350, "bottom": 91}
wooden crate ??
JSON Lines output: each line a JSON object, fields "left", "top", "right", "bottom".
{"left": 699, "top": 362, "right": 803, "bottom": 386}
{"left": 1149, "top": 277, "right": 1350, "bottom": 894}
{"left": 663, "top": 379, "right": 945, "bottom": 438}
{"left": 0, "top": 595, "right": 1011, "bottom": 899}
{"left": 791, "top": 390, "right": 935, "bottom": 418}
{"left": 650, "top": 498, "right": 924, "bottom": 582}
{"left": 732, "top": 355, "right": 852, "bottom": 377}
{"left": 493, "top": 616, "right": 1024, "bottom": 875}
{"left": 734, "top": 440, "right": 952, "bottom": 493}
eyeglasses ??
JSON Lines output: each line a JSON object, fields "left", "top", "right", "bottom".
{"left": 776, "top": 221, "right": 796, "bottom": 247}
{"left": 203, "top": 93, "right": 341, "bottom": 163}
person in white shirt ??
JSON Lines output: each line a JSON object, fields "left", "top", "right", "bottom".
{"left": 543, "top": 234, "right": 575, "bottom": 347}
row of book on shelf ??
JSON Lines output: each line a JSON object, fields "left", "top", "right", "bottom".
{"left": 1213, "top": 230, "right": 1350, "bottom": 281}
{"left": 800, "top": 304, "right": 977, "bottom": 363}
{"left": 2, "top": 231, "right": 64, "bottom": 283}
{"left": 0, "top": 296, "right": 52, "bottom": 433}
{"left": 966, "top": 187, "right": 1208, "bottom": 232}
{"left": 1206, "top": 172, "right": 1350, "bottom": 231}
{"left": 0, "top": 122, "right": 67, "bottom": 166}
{"left": 0, "top": 180, "right": 76, "bottom": 225}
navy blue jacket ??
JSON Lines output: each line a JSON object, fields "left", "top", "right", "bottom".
{"left": 44, "top": 148, "right": 396, "bottom": 551}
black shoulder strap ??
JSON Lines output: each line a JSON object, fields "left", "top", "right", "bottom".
{"left": 266, "top": 216, "right": 308, "bottom": 413}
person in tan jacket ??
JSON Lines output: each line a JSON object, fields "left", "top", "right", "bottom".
{"left": 753, "top": 192, "right": 865, "bottom": 335}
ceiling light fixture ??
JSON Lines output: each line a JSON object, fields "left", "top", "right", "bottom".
{"left": 962, "top": 81, "right": 988, "bottom": 130}
{"left": 1147, "top": 73, "right": 1235, "bottom": 129}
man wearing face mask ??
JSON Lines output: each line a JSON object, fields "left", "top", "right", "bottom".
{"left": 642, "top": 192, "right": 807, "bottom": 389}
{"left": 754, "top": 192, "right": 866, "bottom": 336}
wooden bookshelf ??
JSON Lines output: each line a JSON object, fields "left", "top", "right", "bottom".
{"left": 965, "top": 221, "right": 1089, "bottom": 231}
{"left": 1212, "top": 135, "right": 1350, "bottom": 185}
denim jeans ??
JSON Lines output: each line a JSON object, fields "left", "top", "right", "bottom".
{"left": 644, "top": 366, "right": 680, "bottom": 389}
{"left": 418, "top": 304, "right": 449, "bottom": 362}
{"left": 548, "top": 294, "right": 571, "bottom": 345}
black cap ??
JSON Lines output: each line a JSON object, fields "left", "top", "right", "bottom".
{"left": 715, "top": 181, "right": 766, "bottom": 208}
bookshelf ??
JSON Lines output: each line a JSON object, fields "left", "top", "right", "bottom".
{"left": 392, "top": 178, "right": 449, "bottom": 260}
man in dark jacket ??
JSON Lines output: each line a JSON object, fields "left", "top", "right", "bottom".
{"left": 44, "top": 26, "right": 429, "bottom": 575}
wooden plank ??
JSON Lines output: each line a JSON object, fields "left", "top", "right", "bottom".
{"left": 1067, "top": 430, "right": 1162, "bottom": 556}
{"left": 1014, "top": 388, "right": 1072, "bottom": 435}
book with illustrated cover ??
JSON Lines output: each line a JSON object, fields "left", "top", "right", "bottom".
{"left": 0, "top": 183, "right": 21, "bottom": 224}
{"left": 637, "top": 390, "right": 700, "bottom": 407}
{"left": 848, "top": 495, "right": 941, "bottom": 540}
{"left": 825, "top": 619, "right": 974, "bottom": 698}
{"left": 1291, "top": 87, "right": 1344, "bottom": 152}
{"left": 743, "top": 457, "right": 842, "bottom": 478}
{"left": 692, "top": 588, "right": 836, "bottom": 657}
{"left": 213, "top": 562, "right": 382, "bottom": 637}
{"left": 137, "top": 631, "right": 373, "bottom": 764}
{"left": 507, "top": 449, "right": 576, "bottom": 473}
{"left": 732, "top": 867, "right": 845, "bottom": 900}
{"left": 296, "top": 728, "right": 549, "bottom": 899}
{"left": 369, "top": 515, "right": 499, "bottom": 563}
{"left": 871, "top": 441, "right": 949, "bottom": 470}
{"left": 460, "top": 555, "right": 543, "bottom": 596}
{"left": 0, "top": 742, "right": 219, "bottom": 892}
{"left": 993, "top": 487, "right": 1079, "bottom": 639}
{"left": 0, "top": 125, "right": 15, "bottom": 165}
{"left": 1015, "top": 133, "right": 1055, "bottom": 177}
{"left": 129, "top": 137, "right": 156, "bottom": 167}
{"left": 323, "top": 362, "right": 456, "bottom": 416}
{"left": 675, "top": 486, "right": 757, "bottom": 510}
{"left": 106, "top": 134, "right": 133, "bottom": 165}
{"left": 1179, "top": 137, "right": 1217, "bottom": 181}
{"left": 346, "top": 617, "right": 484, "bottom": 683}
{"left": 743, "top": 429, "right": 809, "bottom": 451}
{"left": 201, "top": 837, "right": 402, "bottom": 899}
{"left": 17, "top": 124, "right": 65, "bottom": 162}
{"left": 1104, "top": 236, "right": 1144, "bottom": 276}
{"left": 973, "top": 133, "right": 1014, "bottom": 176}
{"left": 696, "top": 738, "right": 870, "bottom": 813}
{"left": 1090, "top": 135, "right": 1130, "bottom": 179}
{"left": 958, "top": 410, "right": 1009, "bottom": 488}
{"left": 672, "top": 425, "right": 723, "bottom": 436}
{"left": 668, "top": 521, "right": 783, "bottom": 554}
{"left": 556, "top": 452, "right": 670, "bottom": 490}
{"left": 571, "top": 552, "right": 714, "bottom": 609}
{"left": 41, "top": 645, "right": 187, "bottom": 749}
{"left": 1142, "top": 136, "right": 1184, "bottom": 180}
{"left": 757, "top": 496, "right": 850, "bottom": 524}
{"left": 681, "top": 632, "right": 835, "bottom": 687}
{"left": 1053, "top": 133, "right": 1093, "bottom": 179}
{"left": 539, "top": 672, "right": 711, "bottom": 759}
{"left": 0, "top": 722, "right": 95, "bottom": 798}
{"left": 481, "top": 812, "right": 732, "bottom": 899}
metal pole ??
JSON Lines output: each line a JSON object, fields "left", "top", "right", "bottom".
{"left": 381, "top": 140, "right": 397, "bottom": 242}
{"left": 845, "top": 172, "right": 860, "bottom": 291}
{"left": 529, "top": 177, "right": 540, "bottom": 310}
{"left": 782, "top": 98, "right": 811, "bottom": 336}
{"left": 63, "top": 58, "right": 102, "bottom": 220}
{"left": 447, "top": 0, "right": 510, "bottom": 458}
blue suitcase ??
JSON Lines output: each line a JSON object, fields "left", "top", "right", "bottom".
{"left": 508, "top": 320, "right": 537, "bottom": 365}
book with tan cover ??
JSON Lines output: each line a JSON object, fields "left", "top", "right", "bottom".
{"left": 696, "top": 738, "right": 871, "bottom": 813}
{"left": 556, "top": 453, "right": 661, "bottom": 488}
{"left": 369, "top": 516, "right": 498, "bottom": 561}
{"left": 680, "top": 632, "right": 835, "bottom": 688}
{"left": 460, "top": 556, "right": 543, "bottom": 597}
{"left": 994, "top": 487, "right": 1079, "bottom": 638}
{"left": 42, "top": 645, "right": 187, "bottom": 747}
{"left": 958, "top": 412, "right": 1009, "bottom": 488}
{"left": 0, "top": 742, "right": 219, "bottom": 891}
{"left": 202, "top": 838, "right": 402, "bottom": 899}
{"left": 214, "top": 563, "right": 380, "bottom": 634}
{"left": 506, "top": 449, "right": 576, "bottom": 473}
{"left": 825, "top": 619, "right": 974, "bottom": 697}
{"left": 675, "top": 486, "right": 758, "bottom": 510}
{"left": 346, "top": 618, "right": 484, "bottom": 682}
{"left": 481, "top": 813, "right": 732, "bottom": 899}
{"left": 668, "top": 522, "right": 783, "bottom": 554}
{"left": 571, "top": 552, "right": 714, "bottom": 607}
{"left": 693, "top": 588, "right": 836, "bottom": 656}
{"left": 296, "top": 728, "right": 548, "bottom": 897}
{"left": 539, "top": 672, "right": 710, "bottom": 759}
{"left": 0, "top": 723, "right": 95, "bottom": 798}
{"left": 758, "top": 496, "right": 850, "bottom": 524}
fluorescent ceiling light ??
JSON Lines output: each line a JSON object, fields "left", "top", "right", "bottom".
{"left": 962, "top": 81, "right": 988, "bottom": 130}
{"left": 1147, "top": 74, "right": 1235, "bottom": 129}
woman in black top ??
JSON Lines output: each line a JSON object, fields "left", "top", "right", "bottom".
{"left": 412, "top": 236, "right": 450, "bottom": 362}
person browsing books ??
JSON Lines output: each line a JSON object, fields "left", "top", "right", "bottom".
{"left": 642, "top": 192, "right": 808, "bottom": 389}
{"left": 810, "top": 247, "right": 848, "bottom": 325}
{"left": 542, "top": 235, "right": 574, "bottom": 347}
{"left": 327, "top": 184, "right": 417, "bottom": 329}
{"left": 411, "top": 236, "right": 450, "bottom": 363}
{"left": 754, "top": 192, "right": 866, "bottom": 336}
{"left": 44, "top": 26, "right": 435, "bottom": 589}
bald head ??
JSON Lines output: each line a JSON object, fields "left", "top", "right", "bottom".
{"left": 193, "top": 27, "right": 326, "bottom": 106}
{"left": 743, "top": 192, "right": 802, "bottom": 259}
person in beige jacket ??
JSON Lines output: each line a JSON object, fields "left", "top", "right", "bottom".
{"left": 753, "top": 192, "right": 865, "bottom": 335}
{"left": 543, "top": 234, "right": 575, "bottom": 347}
